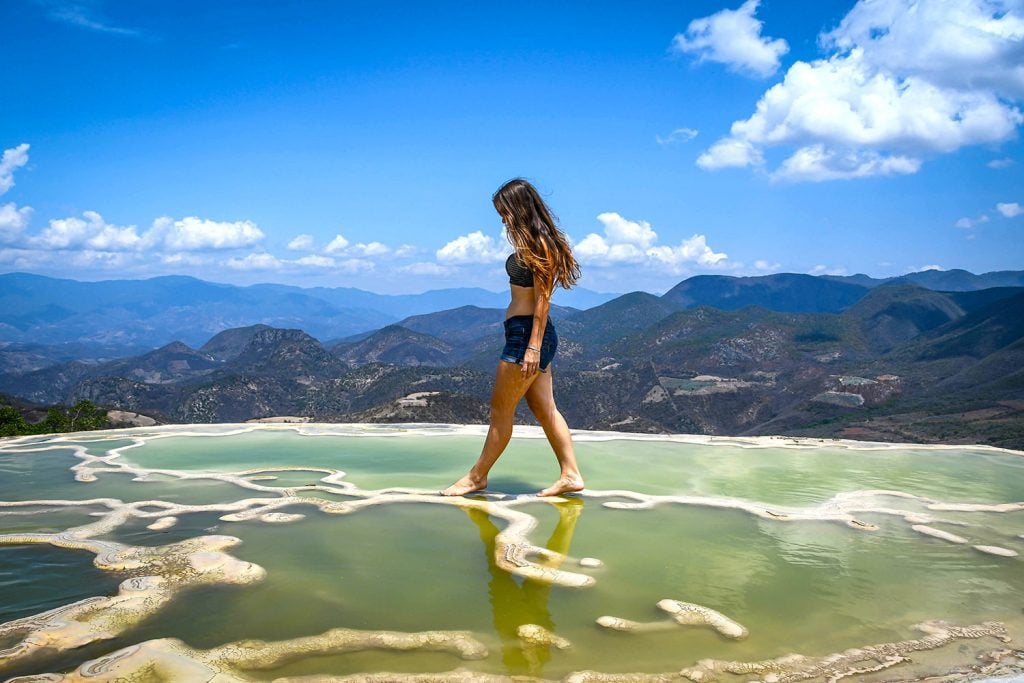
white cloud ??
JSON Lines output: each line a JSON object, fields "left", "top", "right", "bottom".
{"left": 88, "top": 223, "right": 143, "bottom": 251}
{"left": 315, "top": 233, "right": 393, "bottom": 259}
{"left": 20, "top": 212, "right": 263, "bottom": 254}
{"left": 575, "top": 234, "right": 645, "bottom": 263}
{"left": 648, "top": 235, "right": 729, "bottom": 269}
{"left": 0, "top": 144, "right": 30, "bottom": 195}
{"left": 754, "top": 259, "right": 781, "bottom": 271}
{"left": 910, "top": 264, "right": 944, "bottom": 272}
{"left": 575, "top": 233, "right": 617, "bottom": 261}
{"left": 596, "top": 212, "right": 658, "bottom": 249}
{"left": 955, "top": 214, "right": 990, "bottom": 228}
{"left": 0, "top": 143, "right": 408, "bottom": 280}
{"left": 399, "top": 262, "right": 454, "bottom": 276}
{"left": 0, "top": 244, "right": 168, "bottom": 274}
{"left": 0, "top": 203, "right": 33, "bottom": 243}
{"left": 773, "top": 145, "right": 921, "bottom": 182}
{"left": 293, "top": 254, "right": 335, "bottom": 268}
{"left": 575, "top": 212, "right": 727, "bottom": 273}
{"left": 161, "top": 252, "right": 213, "bottom": 267}
{"left": 0, "top": 248, "right": 34, "bottom": 268}
{"left": 824, "top": 0, "right": 1024, "bottom": 97}
{"left": 349, "top": 241, "right": 390, "bottom": 257}
{"left": 33, "top": 211, "right": 106, "bottom": 249}
{"left": 324, "top": 234, "right": 350, "bottom": 254}
{"left": 336, "top": 258, "right": 375, "bottom": 273}
{"left": 696, "top": 138, "right": 763, "bottom": 170}
{"left": 987, "top": 157, "right": 1014, "bottom": 169}
{"left": 156, "top": 216, "right": 264, "bottom": 250}
{"left": 4, "top": 245, "right": 142, "bottom": 270}
{"left": 996, "top": 202, "right": 1023, "bottom": 218}
{"left": 226, "top": 252, "right": 361, "bottom": 271}
{"left": 672, "top": 0, "right": 789, "bottom": 78}
{"left": 287, "top": 234, "right": 315, "bottom": 251}
{"left": 809, "top": 264, "right": 849, "bottom": 276}
{"left": 67, "top": 249, "right": 138, "bottom": 268}
{"left": 696, "top": 0, "right": 1024, "bottom": 181}
{"left": 436, "top": 230, "right": 509, "bottom": 264}
{"left": 39, "top": 1, "right": 141, "bottom": 36}
{"left": 656, "top": 128, "right": 699, "bottom": 145}
{"left": 225, "top": 252, "right": 282, "bottom": 270}
{"left": 394, "top": 244, "right": 418, "bottom": 258}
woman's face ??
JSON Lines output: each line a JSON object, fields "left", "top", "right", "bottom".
{"left": 495, "top": 204, "right": 511, "bottom": 228}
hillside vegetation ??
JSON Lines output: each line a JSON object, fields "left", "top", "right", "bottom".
{"left": 1, "top": 272, "right": 1022, "bottom": 448}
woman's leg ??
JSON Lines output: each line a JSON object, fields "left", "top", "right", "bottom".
{"left": 525, "top": 368, "right": 584, "bottom": 496}
{"left": 440, "top": 361, "right": 540, "bottom": 496}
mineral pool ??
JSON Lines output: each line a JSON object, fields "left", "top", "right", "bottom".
{"left": 1, "top": 423, "right": 1022, "bottom": 681}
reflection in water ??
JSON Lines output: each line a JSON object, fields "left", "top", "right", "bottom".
{"left": 466, "top": 499, "right": 583, "bottom": 677}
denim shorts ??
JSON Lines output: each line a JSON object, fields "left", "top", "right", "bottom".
{"left": 501, "top": 315, "right": 558, "bottom": 372}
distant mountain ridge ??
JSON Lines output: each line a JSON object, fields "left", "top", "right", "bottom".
{"left": 844, "top": 284, "right": 966, "bottom": 353}
{"left": 332, "top": 325, "right": 455, "bottom": 366}
{"left": 0, "top": 272, "right": 614, "bottom": 350}
{"left": 662, "top": 274, "right": 868, "bottom": 313}
{"left": 825, "top": 268, "right": 1024, "bottom": 291}
{"left": 2, "top": 269, "right": 1020, "bottom": 352}
{"left": 3, "top": 269, "right": 1020, "bottom": 353}
{"left": 3, "top": 278, "right": 1022, "bottom": 448}
{"left": 0, "top": 272, "right": 393, "bottom": 348}
{"left": 3, "top": 268, "right": 1023, "bottom": 449}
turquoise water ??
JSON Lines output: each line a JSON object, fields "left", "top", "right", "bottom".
{"left": 1, "top": 425, "right": 1022, "bottom": 680}
{"left": 118, "top": 430, "right": 1024, "bottom": 504}
{"left": 0, "top": 545, "right": 122, "bottom": 624}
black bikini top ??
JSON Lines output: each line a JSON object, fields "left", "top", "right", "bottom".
{"left": 506, "top": 252, "right": 534, "bottom": 287}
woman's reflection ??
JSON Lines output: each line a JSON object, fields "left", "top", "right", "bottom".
{"left": 464, "top": 498, "right": 584, "bottom": 676}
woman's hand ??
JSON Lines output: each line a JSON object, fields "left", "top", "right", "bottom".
{"left": 522, "top": 348, "right": 540, "bottom": 377}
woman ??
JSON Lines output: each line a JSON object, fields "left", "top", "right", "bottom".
{"left": 441, "top": 178, "right": 584, "bottom": 497}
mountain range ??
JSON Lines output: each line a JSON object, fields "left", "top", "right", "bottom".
{"left": 2, "top": 268, "right": 1022, "bottom": 353}
{"left": 0, "top": 272, "right": 614, "bottom": 351}
{"left": 1, "top": 269, "right": 1022, "bottom": 448}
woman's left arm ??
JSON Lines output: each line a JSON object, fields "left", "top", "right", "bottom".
{"left": 522, "top": 280, "right": 552, "bottom": 376}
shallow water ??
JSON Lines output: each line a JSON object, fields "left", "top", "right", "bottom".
{"left": 1, "top": 424, "right": 1022, "bottom": 681}
{"left": 0, "top": 545, "right": 123, "bottom": 624}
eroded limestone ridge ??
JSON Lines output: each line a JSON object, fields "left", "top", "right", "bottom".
{"left": 570, "top": 621, "right": 1015, "bottom": 683}
{"left": 5, "top": 629, "right": 489, "bottom": 682}
{"left": 8, "top": 621, "right": 1021, "bottom": 682}
{"left": 0, "top": 533, "right": 264, "bottom": 666}
{"left": 597, "top": 600, "right": 748, "bottom": 639}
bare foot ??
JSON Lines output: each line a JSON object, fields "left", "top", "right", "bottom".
{"left": 537, "top": 476, "right": 584, "bottom": 497}
{"left": 440, "top": 474, "right": 487, "bottom": 497}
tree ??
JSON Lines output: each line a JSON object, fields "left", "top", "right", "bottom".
{"left": 0, "top": 400, "right": 110, "bottom": 437}
{"left": 67, "top": 399, "right": 109, "bottom": 432}
{"left": 0, "top": 405, "right": 29, "bottom": 438}
{"left": 37, "top": 400, "right": 109, "bottom": 434}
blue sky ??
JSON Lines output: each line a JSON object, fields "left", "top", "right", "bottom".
{"left": 1, "top": 0, "right": 1022, "bottom": 294}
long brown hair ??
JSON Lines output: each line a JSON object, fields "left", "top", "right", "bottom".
{"left": 492, "top": 178, "right": 580, "bottom": 294}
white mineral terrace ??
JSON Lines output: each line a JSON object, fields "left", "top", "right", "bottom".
{"left": 0, "top": 423, "right": 1022, "bottom": 681}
